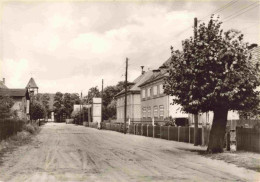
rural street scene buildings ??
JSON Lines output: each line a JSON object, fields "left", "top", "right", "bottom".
{"left": 0, "top": 0, "right": 260, "bottom": 181}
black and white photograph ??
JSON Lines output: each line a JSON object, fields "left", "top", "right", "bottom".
{"left": 0, "top": 0, "right": 259, "bottom": 181}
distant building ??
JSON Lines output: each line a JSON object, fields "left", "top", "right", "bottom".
{"left": 138, "top": 59, "right": 188, "bottom": 124}
{"left": 115, "top": 69, "right": 153, "bottom": 123}
{"left": 26, "top": 77, "right": 39, "bottom": 95}
{"left": 0, "top": 88, "right": 30, "bottom": 119}
{"left": 0, "top": 78, "right": 8, "bottom": 88}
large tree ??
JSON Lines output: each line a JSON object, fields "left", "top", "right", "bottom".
{"left": 164, "top": 16, "right": 260, "bottom": 153}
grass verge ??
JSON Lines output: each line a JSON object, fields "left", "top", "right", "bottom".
{"left": 0, "top": 122, "right": 40, "bottom": 165}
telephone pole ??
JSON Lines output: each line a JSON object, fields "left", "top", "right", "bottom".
{"left": 124, "top": 58, "right": 128, "bottom": 134}
{"left": 101, "top": 79, "right": 104, "bottom": 123}
{"left": 194, "top": 17, "right": 199, "bottom": 146}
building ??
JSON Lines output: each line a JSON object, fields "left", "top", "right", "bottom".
{"left": 26, "top": 77, "right": 39, "bottom": 95}
{"left": 0, "top": 78, "right": 8, "bottom": 89}
{"left": 115, "top": 69, "right": 153, "bottom": 123}
{"left": 0, "top": 88, "right": 30, "bottom": 119}
{"left": 138, "top": 59, "right": 188, "bottom": 124}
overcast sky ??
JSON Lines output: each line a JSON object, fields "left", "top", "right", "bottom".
{"left": 0, "top": 0, "right": 259, "bottom": 94}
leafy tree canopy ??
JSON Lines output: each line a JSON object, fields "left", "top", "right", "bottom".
{"left": 30, "top": 101, "right": 45, "bottom": 120}
{"left": 0, "top": 96, "right": 14, "bottom": 119}
{"left": 164, "top": 16, "right": 260, "bottom": 114}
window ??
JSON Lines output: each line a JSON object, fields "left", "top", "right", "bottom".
{"left": 147, "top": 88, "right": 150, "bottom": 97}
{"left": 142, "top": 89, "right": 146, "bottom": 99}
{"left": 147, "top": 107, "right": 151, "bottom": 118}
{"left": 153, "top": 106, "right": 158, "bottom": 118}
{"left": 142, "top": 107, "right": 146, "bottom": 118}
{"left": 159, "top": 84, "right": 164, "bottom": 94}
{"left": 153, "top": 86, "right": 158, "bottom": 96}
{"left": 159, "top": 105, "right": 164, "bottom": 118}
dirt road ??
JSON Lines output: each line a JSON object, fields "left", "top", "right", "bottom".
{"left": 0, "top": 123, "right": 259, "bottom": 182}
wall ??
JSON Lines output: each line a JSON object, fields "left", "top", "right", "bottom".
{"left": 11, "top": 96, "right": 28, "bottom": 120}
{"left": 116, "top": 93, "right": 141, "bottom": 123}
{"left": 140, "top": 79, "right": 169, "bottom": 121}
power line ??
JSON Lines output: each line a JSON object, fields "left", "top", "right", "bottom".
{"left": 223, "top": 1, "right": 260, "bottom": 22}
{"left": 200, "top": 0, "right": 239, "bottom": 21}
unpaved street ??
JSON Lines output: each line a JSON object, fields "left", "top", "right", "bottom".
{"left": 0, "top": 123, "right": 259, "bottom": 182}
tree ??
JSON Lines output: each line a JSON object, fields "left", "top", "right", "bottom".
{"left": 164, "top": 16, "right": 260, "bottom": 153}
{"left": 102, "top": 81, "right": 126, "bottom": 120}
{"left": 86, "top": 86, "right": 100, "bottom": 104}
{"left": 0, "top": 96, "right": 14, "bottom": 119}
{"left": 30, "top": 101, "right": 45, "bottom": 121}
{"left": 71, "top": 93, "right": 80, "bottom": 105}
{"left": 53, "top": 92, "right": 64, "bottom": 122}
{"left": 63, "top": 93, "right": 73, "bottom": 118}
{"left": 41, "top": 93, "right": 50, "bottom": 119}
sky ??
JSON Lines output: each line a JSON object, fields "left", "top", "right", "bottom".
{"left": 0, "top": 0, "right": 259, "bottom": 94}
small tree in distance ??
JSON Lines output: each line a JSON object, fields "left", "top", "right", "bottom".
{"left": 30, "top": 101, "right": 45, "bottom": 121}
{"left": 164, "top": 16, "right": 260, "bottom": 153}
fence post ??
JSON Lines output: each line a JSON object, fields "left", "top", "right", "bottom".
{"left": 160, "top": 125, "right": 162, "bottom": 139}
{"left": 168, "top": 126, "right": 170, "bottom": 140}
{"left": 153, "top": 125, "right": 154, "bottom": 138}
{"left": 189, "top": 127, "right": 191, "bottom": 143}
{"left": 201, "top": 126, "right": 204, "bottom": 146}
{"left": 147, "top": 124, "right": 149, "bottom": 137}
{"left": 141, "top": 124, "right": 143, "bottom": 136}
{"left": 178, "top": 126, "right": 180, "bottom": 142}
{"left": 227, "top": 131, "right": 230, "bottom": 151}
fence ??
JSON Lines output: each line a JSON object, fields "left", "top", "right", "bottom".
{"left": 86, "top": 122, "right": 211, "bottom": 146}
{"left": 236, "top": 127, "right": 260, "bottom": 153}
{"left": 0, "top": 119, "right": 25, "bottom": 141}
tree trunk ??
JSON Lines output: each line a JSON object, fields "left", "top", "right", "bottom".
{"left": 207, "top": 107, "right": 228, "bottom": 153}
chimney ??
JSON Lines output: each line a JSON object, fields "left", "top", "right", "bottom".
{"left": 2, "top": 78, "right": 5, "bottom": 84}
{"left": 141, "top": 66, "right": 145, "bottom": 75}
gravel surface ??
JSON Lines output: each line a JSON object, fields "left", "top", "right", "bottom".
{"left": 0, "top": 123, "right": 259, "bottom": 182}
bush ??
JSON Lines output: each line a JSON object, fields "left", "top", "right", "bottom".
{"left": 23, "top": 123, "right": 39, "bottom": 134}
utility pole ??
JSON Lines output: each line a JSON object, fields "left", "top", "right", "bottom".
{"left": 194, "top": 17, "right": 199, "bottom": 146}
{"left": 124, "top": 58, "right": 128, "bottom": 134}
{"left": 101, "top": 79, "right": 104, "bottom": 123}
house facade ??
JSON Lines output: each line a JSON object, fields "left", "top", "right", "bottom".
{"left": 115, "top": 70, "right": 153, "bottom": 123}
{"left": 0, "top": 88, "right": 30, "bottom": 120}
{"left": 139, "top": 63, "right": 188, "bottom": 123}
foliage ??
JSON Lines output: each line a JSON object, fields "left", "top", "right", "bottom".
{"left": 70, "top": 93, "right": 80, "bottom": 105}
{"left": 30, "top": 101, "right": 45, "bottom": 120}
{"left": 164, "top": 16, "right": 260, "bottom": 114}
{"left": 63, "top": 93, "right": 73, "bottom": 117}
{"left": 0, "top": 96, "right": 14, "bottom": 119}
{"left": 85, "top": 86, "right": 100, "bottom": 104}
{"left": 41, "top": 93, "right": 50, "bottom": 114}
{"left": 53, "top": 92, "right": 64, "bottom": 122}
{"left": 23, "top": 123, "right": 39, "bottom": 134}
{"left": 164, "top": 16, "right": 260, "bottom": 152}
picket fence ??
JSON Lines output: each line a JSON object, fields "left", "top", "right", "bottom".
{"left": 96, "top": 122, "right": 211, "bottom": 146}
{"left": 236, "top": 127, "right": 260, "bottom": 153}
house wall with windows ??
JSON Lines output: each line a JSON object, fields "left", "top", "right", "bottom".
{"left": 140, "top": 76, "right": 188, "bottom": 123}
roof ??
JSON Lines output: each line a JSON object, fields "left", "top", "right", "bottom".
{"left": 115, "top": 70, "right": 153, "bottom": 98}
{"left": 139, "top": 57, "right": 171, "bottom": 87}
{"left": 0, "top": 81, "right": 8, "bottom": 89}
{"left": 26, "top": 77, "right": 38, "bottom": 88}
{"left": 0, "top": 88, "right": 29, "bottom": 98}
